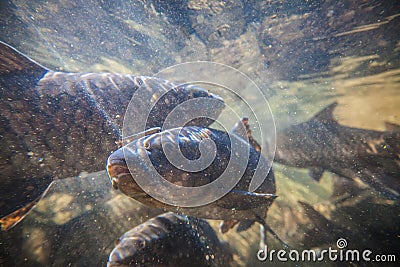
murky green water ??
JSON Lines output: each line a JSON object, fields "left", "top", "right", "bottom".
{"left": 1, "top": 1, "right": 399, "bottom": 266}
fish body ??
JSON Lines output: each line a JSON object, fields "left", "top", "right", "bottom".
{"left": 275, "top": 102, "right": 400, "bottom": 199}
{"left": 107, "top": 122, "right": 283, "bottom": 248}
{"left": 107, "top": 126, "right": 276, "bottom": 220}
{"left": 107, "top": 212, "right": 232, "bottom": 267}
{"left": 0, "top": 41, "right": 224, "bottom": 228}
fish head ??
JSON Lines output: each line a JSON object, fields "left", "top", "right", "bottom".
{"left": 107, "top": 128, "right": 187, "bottom": 201}
{"left": 107, "top": 126, "right": 223, "bottom": 203}
{"left": 107, "top": 234, "right": 149, "bottom": 267}
{"left": 107, "top": 142, "right": 150, "bottom": 199}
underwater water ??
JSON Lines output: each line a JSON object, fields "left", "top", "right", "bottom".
{"left": 0, "top": 0, "right": 399, "bottom": 266}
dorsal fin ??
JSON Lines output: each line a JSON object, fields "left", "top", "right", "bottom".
{"left": 0, "top": 41, "right": 48, "bottom": 78}
{"left": 231, "top": 117, "right": 262, "bottom": 152}
{"left": 312, "top": 102, "right": 338, "bottom": 124}
{"left": 116, "top": 127, "right": 161, "bottom": 147}
{"left": 309, "top": 167, "right": 325, "bottom": 182}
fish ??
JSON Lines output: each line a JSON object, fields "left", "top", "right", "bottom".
{"left": 107, "top": 119, "right": 285, "bottom": 248}
{"left": 107, "top": 212, "right": 232, "bottom": 267}
{"left": 274, "top": 102, "right": 400, "bottom": 199}
{"left": 0, "top": 41, "right": 225, "bottom": 230}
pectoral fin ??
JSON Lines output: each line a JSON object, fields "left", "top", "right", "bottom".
{"left": 0, "top": 201, "right": 38, "bottom": 231}
{"left": 0, "top": 181, "right": 53, "bottom": 231}
{"left": 219, "top": 220, "right": 239, "bottom": 233}
{"left": 237, "top": 219, "right": 256, "bottom": 232}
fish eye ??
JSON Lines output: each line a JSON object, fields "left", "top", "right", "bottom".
{"left": 136, "top": 240, "right": 145, "bottom": 249}
{"left": 143, "top": 141, "right": 151, "bottom": 150}
{"left": 111, "top": 178, "right": 119, "bottom": 190}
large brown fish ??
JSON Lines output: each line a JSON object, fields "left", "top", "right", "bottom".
{"left": 107, "top": 119, "right": 284, "bottom": 248}
{"left": 0, "top": 41, "right": 225, "bottom": 229}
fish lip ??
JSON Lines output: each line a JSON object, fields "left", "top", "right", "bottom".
{"left": 107, "top": 164, "right": 148, "bottom": 199}
{"left": 107, "top": 157, "right": 132, "bottom": 190}
{"left": 106, "top": 146, "right": 149, "bottom": 192}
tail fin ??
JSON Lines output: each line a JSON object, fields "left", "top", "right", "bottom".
{"left": 0, "top": 41, "right": 50, "bottom": 230}
{"left": 0, "top": 41, "right": 48, "bottom": 78}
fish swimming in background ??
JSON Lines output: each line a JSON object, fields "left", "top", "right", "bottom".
{"left": 0, "top": 41, "right": 225, "bottom": 230}
{"left": 108, "top": 212, "right": 233, "bottom": 267}
{"left": 274, "top": 102, "right": 400, "bottom": 199}
{"left": 107, "top": 119, "right": 284, "bottom": 249}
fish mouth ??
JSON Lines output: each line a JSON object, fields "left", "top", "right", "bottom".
{"left": 106, "top": 149, "right": 147, "bottom": 197}
{"left": 106, "top": 150, "right": 133, "bottom": 190}
{"left": 107, "top": 163, "right": 131, "bottom": 190}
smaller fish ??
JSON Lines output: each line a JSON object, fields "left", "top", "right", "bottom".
{"left": 107, "top": 212, "right": 232, "bottom": 267}
{"left": 275, "top": 102, "right": 400, "bottom": 199}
